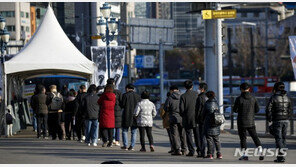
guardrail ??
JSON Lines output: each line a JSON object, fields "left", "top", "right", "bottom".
{"left": 224, "top": 96, "right": 296, "bottom": 135}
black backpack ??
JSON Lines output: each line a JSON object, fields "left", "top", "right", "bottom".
{"left": 49, "top": 93, "right": 63, "bottom": 111}
{"left": 6, "top": 113, "right": 13, "bottom": 124}
{"left": 211, "top": 109, "right": 225, "bottom": 127}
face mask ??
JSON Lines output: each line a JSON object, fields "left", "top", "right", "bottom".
{"left": 197, "top": 89, "right": 201, "bottom": 94}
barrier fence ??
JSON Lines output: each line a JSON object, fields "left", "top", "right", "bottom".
{"left": 224, "top": 96, "right": 296, "bottom": 135}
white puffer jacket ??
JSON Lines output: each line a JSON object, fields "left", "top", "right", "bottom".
{"left": 134, "top": 99, "right": 157, "bottom": 127}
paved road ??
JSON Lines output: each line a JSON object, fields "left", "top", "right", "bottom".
{"left": 0, "top": 119, "right": 296, "bottom": 164}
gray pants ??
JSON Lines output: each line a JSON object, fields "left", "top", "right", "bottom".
{"left": 206, "top": 135, "right": 221, "bottom": 155}
{"left": 170, "top": 123, "right": 187, "bottom": 152}
{"left": 273, "top": 120, "right": 289, "bottom": 157}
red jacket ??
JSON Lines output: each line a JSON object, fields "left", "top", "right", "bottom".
{"left": 98, "top": 92, "right": 116, "bottom": 128}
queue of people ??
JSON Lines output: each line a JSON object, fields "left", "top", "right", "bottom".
{"left": 29, "top": 79, "right": 292, "bottom": 163}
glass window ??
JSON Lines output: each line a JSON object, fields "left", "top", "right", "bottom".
{"left": 6, "top": 25, "right": 15, "bottom": 32}
{"left": 241, "top": 12, "right": 247, "bottom": 18}
{"left": 254, "top": 12, "right": 259, "bottom": 17}
{"left": 26, "top": 12, "right": 29, "bottom": 18}
{"left": 1, "top": 11, "right": 15, "bottom": 17}
{"left": 21, "top": 26, "right": 24, "bottom": 31}
{"left": 21, "top": 11, "right": 24, "bottom": 17}
{"left": 26, "top": 26, "right": 29, "bottom": 32}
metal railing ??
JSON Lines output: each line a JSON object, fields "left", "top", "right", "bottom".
{"left": 224, "top": 96, "right": 296, "bottom": 135}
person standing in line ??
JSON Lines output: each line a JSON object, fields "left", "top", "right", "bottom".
{"left": 47, "top": 85, "right": 65, "bottom": 140}
{"left": 31, "top": 85, "right": 48, "bottom": 139}
{"left": 203, "top": 91, "right": 222, "bottom": 160}
{"left": 6, "top": 109, "right": 15, "bottom": 137}
{"left": 266, "top": 82, "right": 292, "bottom": 163}
{"left": 64, "top": 89, "right": 78, "bottom": 140}
{"left": 160, "top": 92, "right": 174, "bottom": 154}
{"left": 233, "top": 83, "right": 264, "bottom": 161}
{"left": 179, "top": 80, "right": 199, "bottom": 157}
{"left": 164, "top": 86, "right": 187, "bottom": 156}
{"left": 82, "top": 84, "right": 100, "bottom": 146}
{"left": 98, "top": 84, "right": 116, "bottom": 147}
{"left": 75, "top": 85, "right": 88, "bottom": 142}
{"left": 195, "top": 83, "right": 208, "bottom": 158}
{"left": 106, "top": 78, "right": 122, "bottom": 146}
{"left": 120, "top": 84, "right": 141, "bottom": 151}
{"left": 134, "top": 90, "right": 157, "bottom": 152}
{"left": 97, "top": 85, "right": 105, "bottom": 141}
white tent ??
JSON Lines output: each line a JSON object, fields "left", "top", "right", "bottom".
{"left": 4, "top": 6, "right": 95, "bottom": 79}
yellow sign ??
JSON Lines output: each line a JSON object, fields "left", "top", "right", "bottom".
{"left": 91, "top": 35, "right": 102, "bottom": 40}
{"left": 202, "top": 9, "right": 236, "bottom": 20}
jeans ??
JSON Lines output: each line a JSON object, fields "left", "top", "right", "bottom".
{"left": 206, "top": 135, "right": 221, "bottom": 155}
{"left": 102, "top": 128, "right": 114, "bottom": 143}
{"left": 238, "top": 125, "right": 261, "bottom": 149}
{"left": 273, "top": 120, "right": 289, "bottom": 157}
{"left": 197, "top": 124, "right": 206, "bottom": 156}
{"left": 170, "top": 123, "right": 187, "bottom": 152}
{"left": 37, "top": 113, "right": 48, "bottom": 138}
{"left": 122, "top": 127, "right": 137, "bottom": 148}
{"left": 113, "top": 128, "right": 120, "bottom": 141}
{"left": 138, "top": 127, "right": 154, "bottom": 149}
{"left": 85, "top": 119, "right": 98, "bottom": 144}
{"left": 32, "top": 114, "right": 37, "bottom": 131}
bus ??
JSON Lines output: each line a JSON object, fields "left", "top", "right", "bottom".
{"left": 223, "top": 76, "right": 278, "bottom": 95}
{"left": 134, "top": 78, "right": 199, "bottom": 103}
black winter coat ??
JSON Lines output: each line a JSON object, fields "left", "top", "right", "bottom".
{"left": 164, "top": 91, "right": 182, "bottom": 124}
{"left": 114, "top": 89, "right": 122, "bottom": 128}
{"left": 179, "top": 89, "right": 198, "bottom": 129}
{"left": 31, "top": 93, "right": 48, "bottom": 115}
{"left": 266, "top": 91, "right": 292, "bottom": 122}
{"left": 204, "top": 98, "right": 220, "bottom": 136}
{"left": 65, "top": 98, "right": 79, "bottom": 117}
{"left": 121, "top": 91, "right": 141, "bottom": 128}
{"left": 75, "top": 92, "right": 87, "bottom": 119}
{"left": 82, "top": 93, "right": 100, "bottom": 120}
{"left": 195, "top": 92, "right": 208, "bottom": 125}
{"left": 233, "top": 92, "right": 259, "bottom": 128}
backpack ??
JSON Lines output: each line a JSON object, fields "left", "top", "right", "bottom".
{"left": 211, "top": 109, "right": 225, "bottom": 127}
{"left": 6, "top": 113, "right": 13, "bottom": 124}
{"left": 49, "top": 93, "right": 63, "bottom": 111}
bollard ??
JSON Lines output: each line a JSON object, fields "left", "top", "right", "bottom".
{"left": 291, "top": 117, "right": 294, "bottom": 135}
{"left": 230, "top": 96, "right": 234, "bottom": 129}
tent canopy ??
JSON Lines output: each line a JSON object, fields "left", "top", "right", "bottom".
{"left": 4, "top": 6, "right": 95, "bottom": 79}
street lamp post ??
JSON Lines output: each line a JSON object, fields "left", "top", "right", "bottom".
{"left": 97, "top": 3, "right": 118, "bottom": 79}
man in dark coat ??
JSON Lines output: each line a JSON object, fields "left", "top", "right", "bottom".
{"left": 266, "top": 82, "right": 292, "bottom": 163}
{"left": 179, "top": 80, "right": 199, "bottom": 156}
{"left": 107, "top": 78, "right": 122, "bottom": 146}
{"left": 31, "top": 85, "right": 48, "bottom": 139}
{"left": 120, "top": 84, "right": 141, "bottom": 150}
{"left": 233, "top": 83, "right": 263, "bottom": 161}
{"left": 75, "top": 85, "right": 88, "bottom": 142}
{"left": 164, "top": 85, "right": 187, "bottom": 155}
{"left": 82, "top": 84, "right": 100, "bottom": 146}
{"left": 195, "top": 82, "right": 208, "bottom": 157}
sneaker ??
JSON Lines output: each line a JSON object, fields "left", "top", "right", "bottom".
{"left": 44, "top": 137, "right": 49, "bottom": 140}
{"left": 102, "top": 142, "right": 108, "bottom": 147}
{"left": 204, "top": 154, "right": 213, "bottom": 160}
{"left": 112, "top": 139, "right": 116, "bottom": 144}
{"left": 259, "top": 156, "right": 264, "bottom": 161}
{"left": 182, "top": 150, "right": 187, "bottom": 155}
{"left": 92, "top": 143, "right": 98, "bottom": 147}
{"left": 107, "top": 143, "right": 113, "bottom": 147}
{"left": 239, "top": 156, "right": 249, "bottom": 161}
{"left": 171, "top": 151, "right": 182, "bottom": 156}
{"left": 140, "top": 148, "right": 146, "bottom": 152}
{"left": 128, "top": 146, "right": 134, "bottom": 151}
{"left": 150, "top": 146, "right": 155, "bottom": 152}
{"left": 121, "top": 146, "right": 128, "bottom": 150}
{"left": 78, "top": 140, "right": 83, "bottom": 143}
{"left": 274, "top": 158, "right": 285, "bottom": 163}
{"left": 186, "top": 152, "right": 194, "bottom": 157}
{"left": 217, "top": 153, "right": 223, "bottom": 159}
{"left": 82, "top": 136, "right": 86, "bottom": 140}
{"left": 87, "top": 143, "right": 91, "bottom": 146}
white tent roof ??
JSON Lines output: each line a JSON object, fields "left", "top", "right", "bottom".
{"left": 4, "top": 6, "right": 95, "bottom": 79}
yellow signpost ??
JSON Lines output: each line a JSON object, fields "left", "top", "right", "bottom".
{"left": 202, "top": 9, "right": 236, "bottom": 20}
{"left": 91, "top": 35, "right": 102, "bottom": 40}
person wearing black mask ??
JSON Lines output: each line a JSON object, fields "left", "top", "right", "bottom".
{"left": 233, "top": 83, "right": 264, "bottom": 161}
{"left": 266, "top": 82, "right": 292, "bottom": 163}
